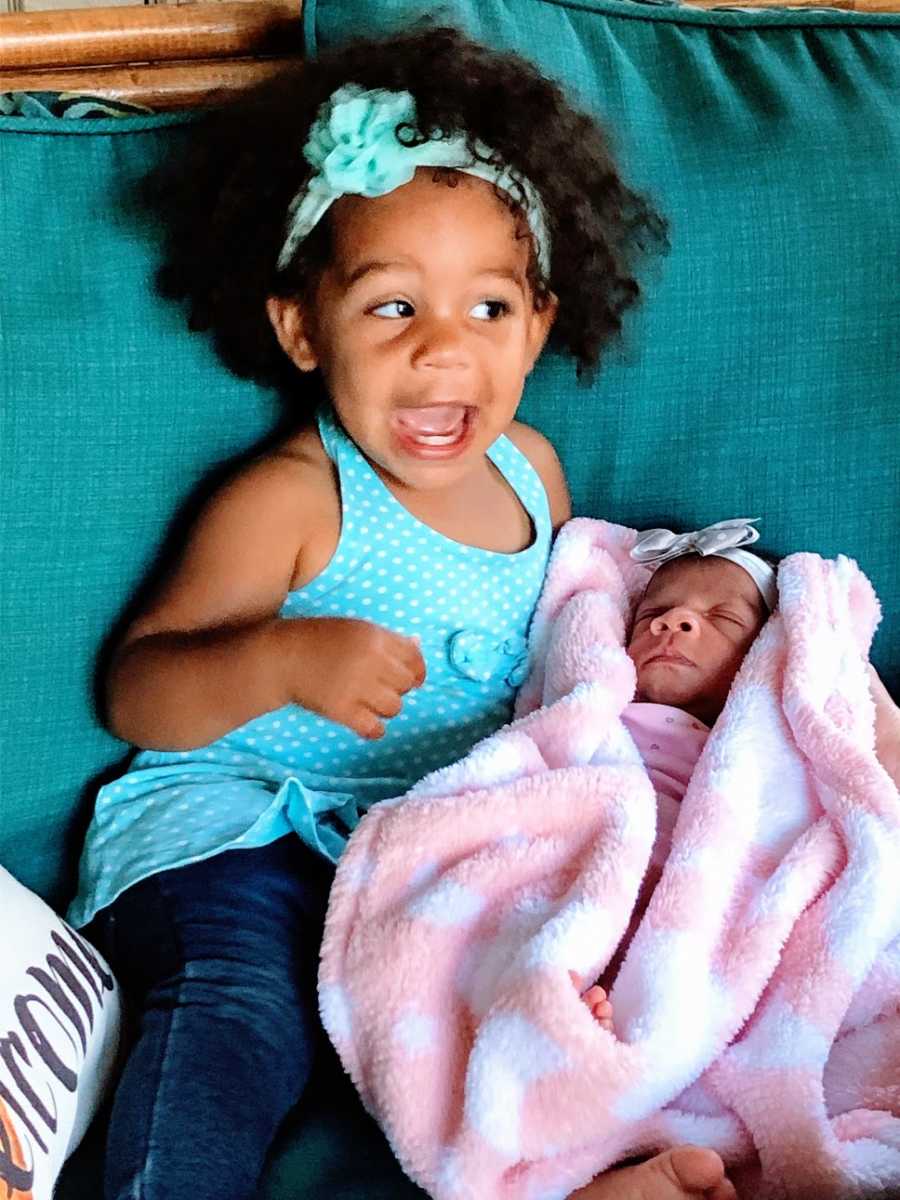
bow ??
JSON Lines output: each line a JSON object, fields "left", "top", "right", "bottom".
{"left": 447, "top": 628, "right": 529, "bottom": 687}
{"left": 630, "top": 518, "right": 761, "bottom": 567}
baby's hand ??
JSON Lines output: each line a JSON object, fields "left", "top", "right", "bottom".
{"left": 279, "top": 617, "right": 426, "bottom": 740}
{"left": 573, "top": 971, "right": 614, "bottom": 1033}
{"left": 583, "top": 985, "right": 614, "bottom": 1031}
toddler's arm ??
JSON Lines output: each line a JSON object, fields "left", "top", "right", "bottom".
{"left": 106, "top": 444, "right": 424, "bottom": 751}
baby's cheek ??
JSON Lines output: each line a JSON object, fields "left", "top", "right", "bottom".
{"left": 710, "top": 648, "right": 745, "bottom": 694}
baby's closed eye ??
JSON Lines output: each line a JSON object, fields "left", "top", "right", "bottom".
{"left": 633, "top": 608, "right": 660, "bottom": 624}
{"left": 709, "top": 609, "right": 748, "bottom": 627}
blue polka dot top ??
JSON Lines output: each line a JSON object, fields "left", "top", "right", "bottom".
{"left": 68, "top": 407, "right": 552, "bottom": 928}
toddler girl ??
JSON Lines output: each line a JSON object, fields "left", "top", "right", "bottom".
{"left": 67, "top": 25, "right": 679, "bottom": 1200}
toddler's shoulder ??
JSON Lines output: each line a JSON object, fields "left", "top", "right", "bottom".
{"left": 222, "top": 424, "right": 332, "bottom": 505}
{"left": 196, "top": 423, "right": 337, "bottom": 549}
{"left": 267, "top": 423, "right": 334, "bottom": 484}
{"left": 506, "top": 421, "right": 571, "bottom": 530}
{"left": 505, "top": 420, "right": 557, "bottom": 462}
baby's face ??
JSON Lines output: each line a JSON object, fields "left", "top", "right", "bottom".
{"left": 627, "top": 557, "right": 767, "bottom": 725}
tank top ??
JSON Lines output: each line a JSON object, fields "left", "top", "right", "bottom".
{"left": 68, "top": 408, "right": 552, "bottom": 928}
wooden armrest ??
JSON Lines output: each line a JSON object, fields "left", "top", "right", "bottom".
{"left": 0, "top": 1, "right": 302, "bottom": 109}
{"left": 685, "top": 0, "right": 899, "bottom": 9}
{"left": 1, "top": 0, "right": 898, "bottom": 112}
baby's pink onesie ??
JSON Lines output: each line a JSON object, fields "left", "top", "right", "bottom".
{"left": 621, "top": 702, "right": 709, "bottom": 869}
{"left": 600, "top": 703, "right": 709, "bottom": 989}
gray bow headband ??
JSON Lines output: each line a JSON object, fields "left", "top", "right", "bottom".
{"left": 630, "top": 518, "right": 778, "bottom": 611}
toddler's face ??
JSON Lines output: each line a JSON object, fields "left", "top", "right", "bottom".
{"left": 268, "top": 167, "right": 555, "bottom": 493}
{"left": 627, "top": 557, "right": 767, "bottom": 725}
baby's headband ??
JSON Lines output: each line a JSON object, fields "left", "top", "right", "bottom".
{"left": 277, "top": 84, "right": 552, "bottom": 276}
{"left": 630, "top": 518, "right": 778, "bottom": 611}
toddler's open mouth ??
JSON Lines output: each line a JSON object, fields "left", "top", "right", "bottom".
{"left": 392, "top": 404, "right": 475, "bottom": 458}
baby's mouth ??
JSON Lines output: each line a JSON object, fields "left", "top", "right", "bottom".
{"left": 644, "top": 651, "right": 695, "bottom": 668}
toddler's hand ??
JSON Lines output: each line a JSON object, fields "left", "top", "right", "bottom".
{"left": 279, "top": 617, "right": 426, "bottom": 740}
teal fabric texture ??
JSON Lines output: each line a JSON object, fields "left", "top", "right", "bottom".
{"left": 3, "top": 2, "right": 898, "bottom": 913}
{"left": 1, "top": 4, "right": 898, "bottom": 1195}
{"left": 69, "top": 407, "right": 551, "bottom": 928}
{"left": 308, "top": 0, "right": 900, "bottom": 680}
{"left": 0, "top": 91, "right": 152, "bottom": 119}
{"left": 2, "top": 114, "right": 281, "bottom": 908}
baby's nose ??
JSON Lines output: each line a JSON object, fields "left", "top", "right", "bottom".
{"left": 649, "top": 607, "right": 700, "bottom": 636}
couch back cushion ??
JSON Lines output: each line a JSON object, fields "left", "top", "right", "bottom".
{"left": 3, "top": 0, "right": 899, "bottom": 904}
{"left": 2, "top": 113, "right": 279, "bottom": 902}
{"left": 306, "top": 0, "right": 900, "bottom": 662}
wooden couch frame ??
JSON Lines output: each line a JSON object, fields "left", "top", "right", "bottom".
{"left": 0, "top": 2, "right": 303, "bottom": 109}
{"left": 0, "top": 0, "right": 897, "bottom": 110}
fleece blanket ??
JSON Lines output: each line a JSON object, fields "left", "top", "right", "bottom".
{"left": 319, "top": 519, "right": 900, "bottom": 1200}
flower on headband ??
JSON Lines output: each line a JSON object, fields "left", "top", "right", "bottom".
{"left": 278, "top": 84, "right": 552, "bottom": 275}
{"left": 304, "top": 84, "right": 420, "bottom": 199}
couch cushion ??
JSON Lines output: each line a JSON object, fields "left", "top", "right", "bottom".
{"left": 3, "top": 2, "right": 898, "bottom": 908}
{"left": 2, "top": 4, "right": 899, "bottom": 1193}
{"left": 307, "top": 0, "right": 900, "bottom": 678}
{"left": 2, "top": 113, "right": 279, "bottom": 904}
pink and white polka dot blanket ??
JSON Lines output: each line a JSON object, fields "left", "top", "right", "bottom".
{"left": 319, "top": 519, "right": 900, "bottom": 1200}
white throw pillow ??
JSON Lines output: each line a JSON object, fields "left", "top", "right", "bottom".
{"left": 0, "top": 866, "right": 121, "bottom": 1199}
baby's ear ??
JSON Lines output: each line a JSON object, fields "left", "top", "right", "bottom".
{"left": 526, "top": 291, "right": 559, "bottom": 372}
{"left": 266, "top": 296, "right": 318, "bottom": 372}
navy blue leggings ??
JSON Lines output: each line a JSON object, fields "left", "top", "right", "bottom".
{"left": 87, "top": 836, "right": 333, "bottom": 1200}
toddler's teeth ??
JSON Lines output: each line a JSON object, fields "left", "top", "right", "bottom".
{"left": 395, "top": 405, "right": 467, "bottom": 440}
{"left": 392, "top": 404, "right": 472, "bottom": 457}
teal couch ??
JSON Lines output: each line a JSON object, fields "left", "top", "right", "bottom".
{"left": 2, "top": 0, "right": 898, "bottom": 1194}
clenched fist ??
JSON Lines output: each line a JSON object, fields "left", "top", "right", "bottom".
{"left": 277, "top": 616, "right": 426, "bottom": 740}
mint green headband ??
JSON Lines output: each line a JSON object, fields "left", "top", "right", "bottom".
{"left": 277, "top": 84, "right": 552, "bottom": 276}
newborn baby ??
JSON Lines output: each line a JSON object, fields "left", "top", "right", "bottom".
{"left": 576, "top": 520, "right": 899, "bottom": 1200}
{"left": 628, "top": 541, "right": 770, "bottom": 721}
{"left": 582, "top": 517, "right": 900, "bottom": 1033}
{"left": 581, "top": 519, "right": 775, "bottom": 1031}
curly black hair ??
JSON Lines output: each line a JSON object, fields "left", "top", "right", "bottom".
{"left": 144, "top": 25, "right": 667, "bottom": 405}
